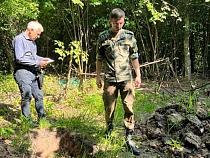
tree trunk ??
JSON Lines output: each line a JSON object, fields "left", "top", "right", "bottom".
{"left": 184, "top": 4, "right": 191, "bottom": 80}
{"left": 4, "top": 31, "right": 14, "bottom": 73}
{"left": 206, "top": 24, "right": 210, "bottom": 74}
{"left": 64, "top": 55, "right": 73, "bottom": 101}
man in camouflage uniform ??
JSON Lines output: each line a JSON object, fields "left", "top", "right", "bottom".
{"left": 96, "top": 8, "right": 141, "bottom": 155}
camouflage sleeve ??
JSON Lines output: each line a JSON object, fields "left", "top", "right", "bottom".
{"left": 129, "top": 34, "right": 139, "bottom": 60}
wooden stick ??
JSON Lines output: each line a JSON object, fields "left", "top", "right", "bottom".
{"left": 78, "top": 58, "right": 167, "bottom": 76}
{"left": 78, "top": 72, "right": 104, "bottom": 76}
{"left": 139, "top": 58, "right": 166, "bottom": 67}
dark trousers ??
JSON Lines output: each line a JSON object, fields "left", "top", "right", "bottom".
{"left": 14, "top": 69, "right": 45, "bottom": 118}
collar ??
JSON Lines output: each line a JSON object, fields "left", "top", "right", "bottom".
{"left": 21, "top": 31, "right": 31, "bottom": 41}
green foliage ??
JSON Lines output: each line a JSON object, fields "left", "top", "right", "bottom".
{"left": 0, "top": 0, "right": 209, "bottom": 79}
{"left": 81, "top": 93, "right": 104, "bottom": 115}
{"left": 146, "top": 1, "right": 167, "bottom": 23}
{"left": 166, "top": 139, "right": 183, "bottom": 149}
{"left": 0, "top": 0, "right": 40, "bottom": 33}
{"left": 70, "top": 41, "right": 89, "bottom": 72}
{"left": 138, "top": 0, "right": 181, "bottom": 24}
{"left": 0, "top": 74, "right": 19, "bottom": 103}
{"left": 80, "top": 78, "right": 98, "bottom": 94}
{"left": 134, "top": 92, "right": 170, "bottom": 113}
{"left": 179, "top": 90, "right": 200, "bottom": 114}
{"left": 41, "top": 0, "right": 57, "bottom": 10}
{"left": 38, "top": 117, "right": 51, "bottom": 128}
{"left": 0, "top": 125, "right": 15, "bottom": 139}
{"left": 43, "top": 75, "right": 63, "bottom": 95}
{"left": 166, "top": 114, "right": 180, "bottom": 134}
{"left": 54, "top": 40, "right": 88, "bottom": 73}
{"left": 54, "top": 40, "right": 70, "bottom": 61}
{"left": 72, "top": 0, "right": 84, "bottom": 8}
{"left": 93, "top": 17, "right": 110, "bottom": 29}
{"left": 0, "top": 74, "right": 18, "bottom": 93}
{"left": 90, "top": 0, "right": 102, "bottom": 6}
{"left": 11, "top": 117, "right": 34, "bottom": 155}
{"left": 44, "top": 100, "right": 55, "bottom": 117}
{"left": 106, "top": 0, "right": 124, "bottom": 3}
{"left": 124, "top": 19, "right": 136, "bottom": 31}
{"left": 204, "top": 97, "right": 210, "bottom": 109}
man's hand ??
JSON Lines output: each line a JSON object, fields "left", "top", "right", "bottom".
{"left": 96, "top": 60, "right": 103, "bottom": 88}
{"left": 40, "top": 58, "right": 53, "bottom": 67}
{"left": 131, "top": 59, "right": 141, "bottom": 88}
{"left": 39, "top": 60, "right": 48, "bottom": 67}
{"left": 134, "top": 76, "right": 141, "bottom": 88}
{"left": 96, "top": 77, "right": 102, "bottom": 88}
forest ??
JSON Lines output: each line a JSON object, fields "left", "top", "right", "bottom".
{"left": 0, "top": 0, "right": 209, "bottom": 79}
{"left": 0, "top": 0, "right": 210, "bottom": 158}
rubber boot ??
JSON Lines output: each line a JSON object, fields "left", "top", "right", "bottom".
{"left": 125, "top": 129, "right": 141, "bottom": 156}
{"left": 105, "top": 122, "right": 114, "bottom": 136}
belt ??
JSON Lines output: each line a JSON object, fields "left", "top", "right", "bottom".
{"left": 15, "top": 63, "right": 38, "bottom": 74}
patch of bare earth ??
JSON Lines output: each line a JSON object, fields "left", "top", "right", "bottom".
{"left": 29, "top": 128, "right": 61, "bottom": 158}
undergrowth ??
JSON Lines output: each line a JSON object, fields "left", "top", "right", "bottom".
{"left": 0, "top": 73, "right": 209, "bottom": 157}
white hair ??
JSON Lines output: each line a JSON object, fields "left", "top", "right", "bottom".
{"left": 27, "top": 21, "right": 44, "bottom": 32}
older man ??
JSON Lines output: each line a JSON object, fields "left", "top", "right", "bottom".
{"left": 13, "top": 21, "right": 50, "bottom": 124}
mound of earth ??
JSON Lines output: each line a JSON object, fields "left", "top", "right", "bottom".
{"left": 135, "top": 103, "right": 210, "bottom": 158}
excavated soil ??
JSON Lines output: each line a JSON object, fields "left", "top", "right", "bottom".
{"left": 135, "top": 103, "right": 210, "bottom": 158}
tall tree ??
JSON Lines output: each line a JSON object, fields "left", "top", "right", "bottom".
{"left": 183, "top": 0, "right": 191, "bottom": 79}
{"left": 0, "top": 0, "right": 39, "bottom": 73}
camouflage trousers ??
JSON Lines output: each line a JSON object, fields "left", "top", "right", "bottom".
{"left": 103, "top": 81, "right": 135, "bottom": 130}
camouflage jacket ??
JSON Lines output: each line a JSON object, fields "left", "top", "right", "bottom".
{"left": 96, "top": 29, "right": 139, "bottom": 82}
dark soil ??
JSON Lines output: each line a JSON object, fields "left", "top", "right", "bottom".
{"left": 135, "top": 103, "right": 210, "bottom": 158}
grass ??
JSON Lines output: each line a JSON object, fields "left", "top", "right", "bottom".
{"left": 0, "top": 73, "right": 209, "bottom": 157}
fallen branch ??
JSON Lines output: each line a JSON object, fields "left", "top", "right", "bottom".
{"left": 189, "top": 81, "right": 210, "bottom": 92}
{"left": 139, "top": 58, "right": 166, "bottom": 68}
{"left": 78, "top": 58, "right": 168, "bottom": 76}
{"left": 78, "top": 72, "right": 104, "bottom": 76}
